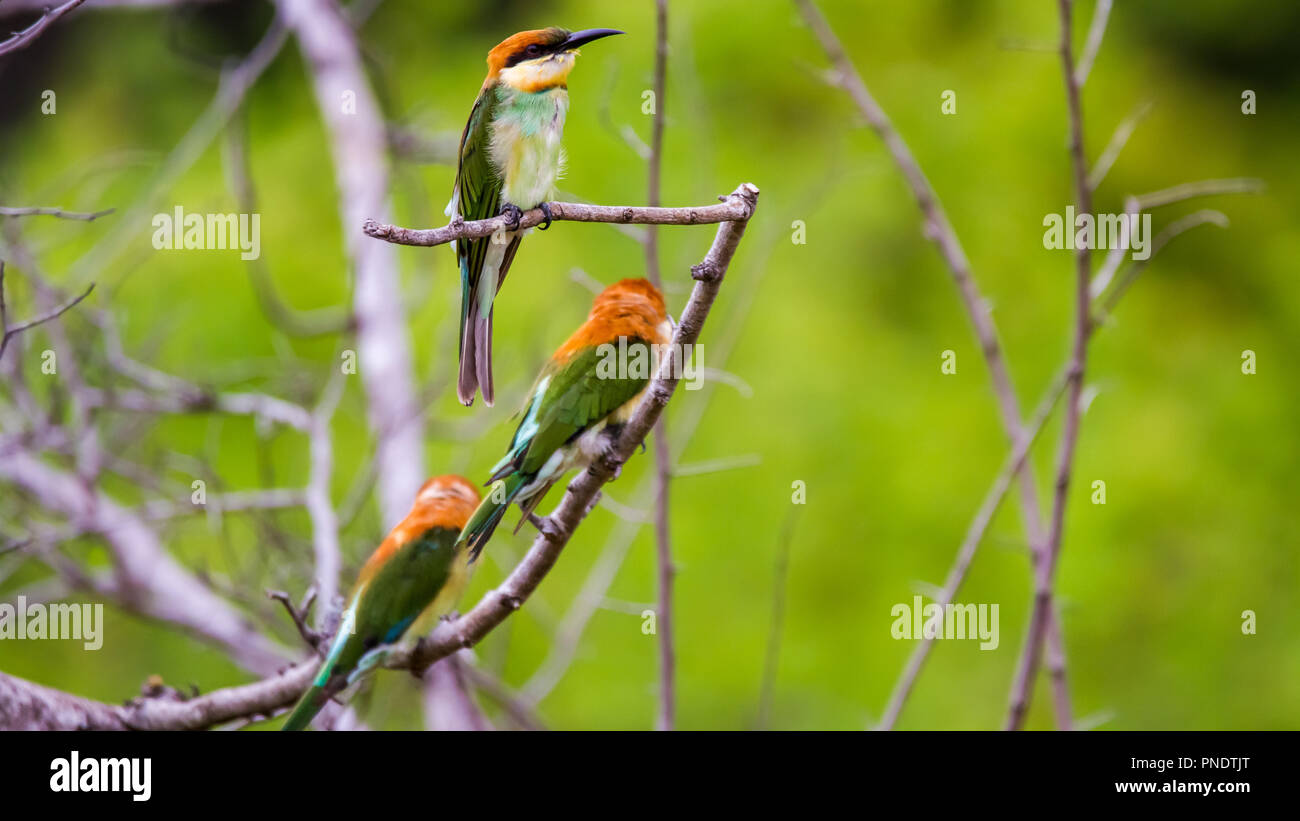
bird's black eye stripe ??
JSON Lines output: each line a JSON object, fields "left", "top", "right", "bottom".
{"left": 506, "top": 42, "right": 552, "bottom": 67}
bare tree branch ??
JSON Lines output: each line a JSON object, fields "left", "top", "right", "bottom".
{"left": 0, "top": 450, "right": 292, "bottom": 675}
{"left": 365, "top": 196, "right": 754, "bottom": 249}
{"left": 458, "top": 656, "right": 546, "bottom": 731}
{"left": 267, "top": 587, "right": 322, "bottom": 649}
{"left": 1091, "top": 179, "right": 1262, "bottom": 298}
{"left": 0, "top": 265, "right": 94, "bottom": 361}
{"left": 1073, "top": 0, "right": 1111, "bottom": 86}
{"left": 421, "top": 652, "right": 492, "bottom": 731}
{"left": 0, "top": 0, "right": 85, "bottom": 58}
{"left": 305, "top": 368, "right": 344, "bottom": 621}
{"left": 1134, "top": 177, "right": 1265, "bottom": 210}
{"left": 646, "top": 0, "right": 676, "bottom": 733}
{"left": 278, "top": 0, "right": 425, "bottom": 529}
{"left": 0, "top": 0, "right": 211, "bottom": 13}
{"left": 0, "top": 206, "right": 114, "bottom": 221}
{"left": 1005, "top": 0, "right": 1095, "bottom": 731}
{"left": 1088, "top": 99, "right": 1152, "bottom": 190}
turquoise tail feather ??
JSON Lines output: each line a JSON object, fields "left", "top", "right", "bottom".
{"left": 280, "top": 606, "right": 356, "bottom": 731}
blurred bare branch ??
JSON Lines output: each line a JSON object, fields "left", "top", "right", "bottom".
{"left": 0, "top": 0, "right": 85, "bottom": 58}
{"left": 0, "top": 206, "right": 114, "bottom": 221}
{"left": 0, "top": 262, "right": 95, "bottom": 361}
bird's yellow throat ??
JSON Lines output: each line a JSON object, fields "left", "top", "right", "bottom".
{"left": 498, "top": 51, "right": 577, "bottom": 93}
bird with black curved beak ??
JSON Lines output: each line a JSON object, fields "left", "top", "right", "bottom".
{"left": 447, "top": 26, "right": 624, "bottom": 407}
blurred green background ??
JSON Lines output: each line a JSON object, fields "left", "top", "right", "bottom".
{"left": 0, "top": 0, "right": 1296, "bottom": 730}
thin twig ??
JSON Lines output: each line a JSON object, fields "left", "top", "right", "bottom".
{"left": 756, "top": 505, "right": 799, "bottom": 729}
{"left": 0, "top": 280, "right": 95, "bottom": 361}
{"left": 1088, "top": 99, "right": 1152, "bottom": 190}
{"left": 0, "top": 0, "right": 86, "bottom": 58}
{"left": 305, "top": 366, "right": 345, "bottom": 621}
{"left": 1005, "top": 0, "right": 1095, "bottom": 732}
{"left": 1094, "top": 209, "right": 1230, "bottom": 324}
{"left": 267, "top": 588, "right": 321, "bottom": 649}
{"left": 458, "top": 659, "right": 546, "bottom": 731}
{"left": 1135, "top": 177, "right": 1265, "bottom": 210}
{"left": 647, "top": 0, "right": 675, "bottom": 733}
{"left": 1073, "top": 0, "right": 1111, "bottom": 86}
{"left": 0, "top": 206, "right": 114, "bottom": 221}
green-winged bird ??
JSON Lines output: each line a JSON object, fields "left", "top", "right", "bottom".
{"left": 458, "top": 278, "right": 672, "bottom": 557}
{"left": 448, "top": 26, "right": 624, "bottom": 407}
{"left": 281, "top": 475, "right": 482, "bottom": 731}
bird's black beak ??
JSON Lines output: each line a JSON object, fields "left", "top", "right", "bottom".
{"left": 562, "top": 28, "right": 624, "bottom": 50}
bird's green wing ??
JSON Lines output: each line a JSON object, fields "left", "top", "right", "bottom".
{"left": 455, "top": 87, "right": 504, "bottom": 303}
{"left": 509, "top": 340, "right": 653, "bottom": 478}
{"left": 323, "top": 525, "right": 461, "bottom": 681}
{"left": 281, "top": 526, "right": 461, "bottom": 730}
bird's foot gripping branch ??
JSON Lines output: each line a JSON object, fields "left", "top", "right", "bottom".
{"left": 0, "top": 184, "right": 758, "bottom": 730}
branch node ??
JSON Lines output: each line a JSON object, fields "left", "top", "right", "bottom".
{"left": 691, "top": 261, "right": 721, "bottom": 283}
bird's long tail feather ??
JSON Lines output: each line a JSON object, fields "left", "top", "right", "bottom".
{"left": 281, "top": 682, "right": 331, "bottom": 732}
{"left": 281, "top": 607, "right": 355, "bottom": 731}
{"left": 455, "top": 234, "right": 521, "bottom": 407}
{"left": 457, "top": 285, "right": 496, "bottom": 408}
{"left": 473, "top": 306, "right": 494, "bottom": 406}
{"left": 457, "top": 299, "right": 480, "bottom": 407}
{"left": 459, "top": 473, "right": 527, "bottom": 561}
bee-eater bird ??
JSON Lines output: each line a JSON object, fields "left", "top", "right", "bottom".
{"left": 281, "top": 475, "right": 482, "bottom": 731}
{"left": 458, "top": 278, "right": 672, "bottom": 557}
{"left": 448, "top": 26, "right": 624, "bottom": 408}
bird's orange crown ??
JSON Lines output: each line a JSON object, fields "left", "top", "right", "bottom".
{"left": 356, "top": 476, "right": 481, "bottom": 586}
{"left": 553, "top": 278, "right": 670, "bottom": 363}
{"left": 485, "top": 28, "right": 573, "bottom": 80}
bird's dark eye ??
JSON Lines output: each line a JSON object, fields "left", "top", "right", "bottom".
{"left": 525, "top": 44, "right": 541, "bottom": 56}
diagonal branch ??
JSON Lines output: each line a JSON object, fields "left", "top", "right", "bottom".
{"left": 0, "top": 265, "right": 95, "bottom": 361}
